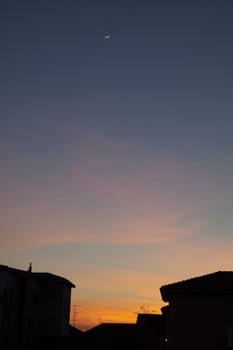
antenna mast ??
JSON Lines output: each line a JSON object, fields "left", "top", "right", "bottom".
{"left": 72, "top": 305, "right": 79, "bottom": 328}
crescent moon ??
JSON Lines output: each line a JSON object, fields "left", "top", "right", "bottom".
{"left": 104, "top": 34, "right": 111, "bottom": 39}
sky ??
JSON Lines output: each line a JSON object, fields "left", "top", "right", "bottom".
{"left": 1, "top": 0, "right": 233, "bottom": 330}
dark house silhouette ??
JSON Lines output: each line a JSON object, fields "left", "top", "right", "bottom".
{"left": 27, "top": 326, "right": 85, "bottom": 350}
{"left": 160, "top": 271, "right": 233, "bottom": 350}
{"left": 83, "top": 314, "right": 165, "bottom": 350}
{"left": 85, "top": 322, "right": 135, "bottom": 350}
{"left": 0, "top": 264, "right": 75, "bottom": 350}
{"left": 135, "top": 313, "right": 165, "bottom": 350}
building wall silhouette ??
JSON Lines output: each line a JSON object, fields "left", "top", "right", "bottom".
{"left": 160, "top": 271, "right": 233, "bottom": 350}
{"left": 0, "top": 265, "right": 75, "bottom": 350}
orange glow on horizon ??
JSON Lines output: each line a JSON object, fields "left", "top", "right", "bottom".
{"left": 69, "top": 301, "right": 163, "bottom": 331}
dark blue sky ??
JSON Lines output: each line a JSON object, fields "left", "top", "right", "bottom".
{"left": 2, "top": 1, "right": 233, "bottom": 160}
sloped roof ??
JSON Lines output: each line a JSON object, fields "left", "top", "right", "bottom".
{"left": 0, "top": 264, "right": 75, "bottom": 288}
{"left": 160, "top": 271, "right": 233, "bottom": 301}
{"left": 32, "top": 272, "right": 75, "bottom": 288}
{"left": 85, "top": 323, "right": 136, "bottom": 349}
{"left": 85, "top": 323, "right": 135, "bottom": 336}
{"left": 0, "top": 264, "right": 27, "bottom": 275}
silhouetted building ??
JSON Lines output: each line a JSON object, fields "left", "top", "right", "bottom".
{"left": 27, "top": 326, "right": 84, "bottom": 350}
{"left": 135, "top": 313, "right": 165, "bottom": 350}
{"left": 85, "top": 323, "right": 135, "bottom": 350}
{"left": 0, "top": 264, "right": 75, "bottom": 350}
{"left": 160, "top": 271, "right": 233, "bottom": 350}
{"left": 83, "top": 315, "right": 165, "bottom": 350}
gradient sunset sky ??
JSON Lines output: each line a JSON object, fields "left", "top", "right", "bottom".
{"left": 1, "top": 0, "right": 233, "bottom": 330}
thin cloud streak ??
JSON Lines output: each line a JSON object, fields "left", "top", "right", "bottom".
{"left": 1, "top": 139, "right": 227, "bottom": 253}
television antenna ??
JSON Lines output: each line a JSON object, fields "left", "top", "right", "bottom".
{"left": 72, "top": 305, "right": 80, "bottom": 327}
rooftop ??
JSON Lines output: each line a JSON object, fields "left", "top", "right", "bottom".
{"left": 160, "top": 271, "right": 233, "bottom": 301}
{"left": 0, "top": 264, "right": 75, "bottom": 288}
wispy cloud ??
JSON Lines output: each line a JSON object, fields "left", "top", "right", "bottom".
{"left": 0, "top": 128, "right": 229, "bottom": 253}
